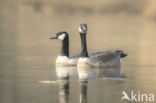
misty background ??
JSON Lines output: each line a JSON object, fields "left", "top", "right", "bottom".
{"left": 0, "top": 0, "right": 156, "bottom": 103}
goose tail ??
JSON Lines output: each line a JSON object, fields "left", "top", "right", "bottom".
{"left": 116, "top": 50, "right": 127, "bottom": 58}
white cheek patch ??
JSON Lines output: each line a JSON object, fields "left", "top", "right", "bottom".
{"left": 58, "top": 33, "right": 66, "bottom": 40}
{"left": 79, "top": 27, "right": 86, "bottom": 33}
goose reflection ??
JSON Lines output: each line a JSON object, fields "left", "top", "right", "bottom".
{"left": 77, "top": 66, "right": 122, "bottom": 103}
{"left": 97, "top": 66, "right": 121, "bottom": 78}
{"left": 78, "top": 66, "right": 121, "bottom": 80}
{"left": 56, "top": 65, "right": 75, "bottom": 103}
{"left": 79, "top": 80, "right": 88, "bottom": 103}
{"left": 77, "top": 67, "right": 95, "bottom": 103}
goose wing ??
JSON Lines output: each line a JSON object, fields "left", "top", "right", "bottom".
{"left": 90, "top": 50, "right": 127, "bottom": 58}
{"left": 90, "top": 50, "right": 127, "bottom": 67}
{"left": 70, "top": 50, "right": 113, "bottom": 59}
{"left": 70, "top": 50, "right": 127, "bottom": 59}
{"left": 69, "top": 52, "right": 104, "bottom": 59}
{"left": 91, "top": 50, "right": 121, "bottom": 62}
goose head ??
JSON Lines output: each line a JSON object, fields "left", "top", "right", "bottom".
{"left": 50, "top": 31, "right": 68, "bottom": 40}
{"left": 79, "top": 24, "right": 87, "bottom": 33}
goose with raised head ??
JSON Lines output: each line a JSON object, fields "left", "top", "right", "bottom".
{"left": 50, "top": 31, "right": 78, "bottom": 66}
{"left": 77, "top": 24, "right": 127, "bottom": 68}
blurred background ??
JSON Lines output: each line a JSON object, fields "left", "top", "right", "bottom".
{"left": 0, "top": 0, "right": 156, "bottom": 103}
{"left": 1, "top": 0, "right": 156, "bottom": 66}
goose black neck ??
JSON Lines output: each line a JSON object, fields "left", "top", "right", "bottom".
{"left": 80, "top": 33, "right": 89, "bottom": 57}
{"left": 60, "top": 36, "right": 69, "bottom": 57}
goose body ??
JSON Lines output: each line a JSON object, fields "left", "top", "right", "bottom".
{"left": 77, "top": 24, "right": 127, "bottom": 68}
{"left": 50, "top": 31, "right": 78, "bottom": 66}
{"left": 78, "top": 50, "right": 126, "bottom": 68}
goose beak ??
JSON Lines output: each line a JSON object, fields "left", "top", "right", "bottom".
{"left": 49, "top": 35, "right": 58, "bottom": 39}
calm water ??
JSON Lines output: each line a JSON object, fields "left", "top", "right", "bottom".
{"left": 1, "top": 1, "right": 156, "bottom": 103}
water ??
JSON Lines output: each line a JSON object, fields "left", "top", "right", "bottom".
{"left": 1, "top": 0, "right": 156, "bottom": 103}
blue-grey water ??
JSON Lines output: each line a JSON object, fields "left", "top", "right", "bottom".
{"left": 1, "top": 0, "right": 156, "bottom": 103}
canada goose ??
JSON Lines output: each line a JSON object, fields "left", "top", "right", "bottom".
{"left": 50, "top": 31, "right": 78, "bottom": 66}
{"left": 77, "top": 24, "right": 127, "bottom": 68}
